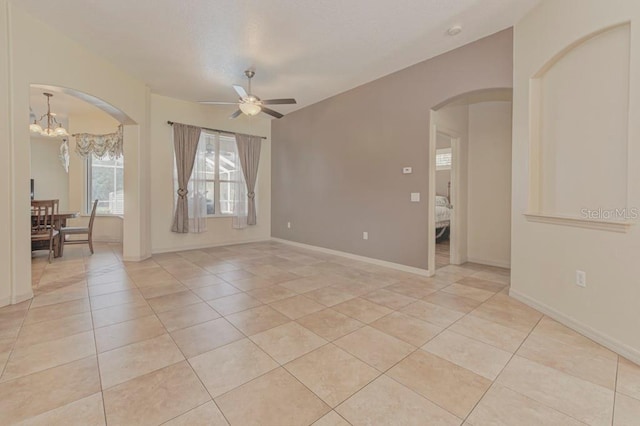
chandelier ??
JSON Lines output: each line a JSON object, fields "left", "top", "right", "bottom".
{"left": 29, "top": 93, "right": 69, "bottom": 137}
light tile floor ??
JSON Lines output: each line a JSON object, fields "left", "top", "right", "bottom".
{"left": 0, "top": 242, "right": 637, "bottom": 424}
{"left": 436, "top": 239, "right": 450, "bottom": 269}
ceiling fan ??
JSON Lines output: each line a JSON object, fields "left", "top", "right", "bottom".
{"left": 200, "top": 70, "right": 296, "bottom": 119}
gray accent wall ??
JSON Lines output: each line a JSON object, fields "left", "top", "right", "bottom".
{"left": 271, "top": 29, "right": 513, "bottom": 270}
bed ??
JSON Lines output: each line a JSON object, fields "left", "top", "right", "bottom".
{"left": 435, "top": 195, "right": 451, "bottom": 242}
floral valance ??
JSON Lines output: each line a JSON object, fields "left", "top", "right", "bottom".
{"left": 74, "top": 125, "right": 123, "bottom": 159}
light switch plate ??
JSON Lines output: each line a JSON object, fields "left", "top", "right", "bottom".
{"left": 411, "top": 193, "right": 420, "bottom": 202}
{"left": 403, "top": 167, "right": 412, "bottom": 174}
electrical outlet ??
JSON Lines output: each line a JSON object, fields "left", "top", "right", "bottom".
{"left": 287, "top": 222, "right": 291, "bottom": 229}
{"left": 576, "top": 270, "right": 586, "bottom": 287}
{"left": 363, "top": 231, "right": 368, "bottom": 240}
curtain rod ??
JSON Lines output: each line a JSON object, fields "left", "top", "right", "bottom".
{"left": 167, "top": 121, "right": 267, "bottom": 140}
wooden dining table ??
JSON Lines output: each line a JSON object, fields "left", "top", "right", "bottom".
{"left": 31, "top": 211, "right": 79, "bottom": 258}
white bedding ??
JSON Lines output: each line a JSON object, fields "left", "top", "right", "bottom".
{"left": 435, "top": 195, "right": 449, "bottom": 207}
{"left": 436, "top": 204, "right": 451, "bottom": 227}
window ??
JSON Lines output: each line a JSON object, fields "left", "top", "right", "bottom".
{"left": 86, "top": 154, "right": 124, "bottom": 215}
{"left": 436, "top": 148, "right": 452, "bottom": 171}
{"left": 177, "top": 131, "right": 242, "bottom": 217}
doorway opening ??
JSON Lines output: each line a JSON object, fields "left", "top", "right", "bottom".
{"left": 435, "top": 131, "right": 455, "bottom": 269}
{"left": 29, "top": 84, "right": 135, "bottom": 292}
{"left": 428, "top": 88, "right": 513, "bottom": 274}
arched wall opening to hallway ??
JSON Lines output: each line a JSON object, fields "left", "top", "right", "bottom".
{"left": 428, "top": 87, "right": 513, "bottom": 275}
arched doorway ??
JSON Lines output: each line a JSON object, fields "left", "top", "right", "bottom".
{"left": 23, "top": 84, "right": 142, "bottom": 303}
{"left": 428, "top": 88, "right": 513, "bottom": 275}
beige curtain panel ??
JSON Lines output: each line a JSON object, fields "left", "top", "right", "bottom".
{"left": 235, "top": 133, "right": 262, "bottom": 226}
{"left": 172, "top": 123, "right": 202, "bottom": 233}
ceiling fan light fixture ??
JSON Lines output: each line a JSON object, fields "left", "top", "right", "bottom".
{"left": 200, "top": 70, "right": 296, "bottom": 119}
{"left": 239, "top": 102, "right": 262, "bottom": 116}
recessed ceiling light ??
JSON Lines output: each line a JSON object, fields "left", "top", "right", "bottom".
{"left": 447, "top": 25, "right": 462, "bottom": 36}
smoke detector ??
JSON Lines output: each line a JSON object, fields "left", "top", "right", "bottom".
{"left": 447, "top": 25, "right": 463, "bottom": 36}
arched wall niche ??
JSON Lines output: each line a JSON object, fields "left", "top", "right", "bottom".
{"left": 527, "top": 23, "right": 631, "bottom": 227}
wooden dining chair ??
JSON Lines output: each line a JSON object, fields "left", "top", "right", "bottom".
{"left": 31, "top": 200, "right": 59, "bottom": 263}
{"left": 60, "top": 199, "right": 99, "bottom": 256}
{"left": 36, "top": 199, "right": 59, "bottom": 227}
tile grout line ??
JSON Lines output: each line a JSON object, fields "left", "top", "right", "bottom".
{"left": 364, "top": 271, "right": 521, "bottom": 422}
{"left": 322, "top": 271, "right": 491, "bottom": 420}
{"left": 460, "top": 313, "right": 545, "bottom": 424}
{"left": 89, "top": 276, "right": 109, "bottom": 426}
{"left": 92, "top": 242, "right": 124, "bottom": 426}
{"left": 156, "top": 258, "right": 245, "bottom": 426}
{"left": 0, "top": 297, "right": 33, "bottom": 381}
{"left": 611, "top": 355, "right": 619, "bottom": 426}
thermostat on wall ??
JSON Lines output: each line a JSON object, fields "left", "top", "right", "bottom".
{"left": 402, "top": 167, "right": 412, "bottom": 174}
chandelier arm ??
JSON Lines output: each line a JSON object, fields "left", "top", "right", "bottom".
{"left": 30, "top": 93, "right": 68, "bottom": 137}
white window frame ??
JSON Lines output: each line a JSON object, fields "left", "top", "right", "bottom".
{"left": 85, "top": 154, "right": 124, "bottom": 216}
{"left": 192, "top": 132, "right": 240, "bottom": 218}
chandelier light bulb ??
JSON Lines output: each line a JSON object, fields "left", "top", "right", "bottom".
{"left": 54, "top": 124, "right": 69, "bottom": 136}
{"left": 29, "top": 122, "right": 43, "bottom": 134}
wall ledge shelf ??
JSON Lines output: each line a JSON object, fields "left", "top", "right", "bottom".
{"left": 523, "top": 213, "right": 634, "bottom": 233}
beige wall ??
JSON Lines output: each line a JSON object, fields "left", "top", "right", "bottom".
{"left": 150, "top": 94, "right": 271, "bottom": 253}
{"left": 467, "top": 101, "right": 512, "bottom": 267}
{"left": 271, "top": 29, "right": 513, "bottom": 270}
{"left": 512, "top": 0, "right": 640, "bottom": 362}
{"left": 1, "top": 1, "right": 151, "bottom": 304}
{"left": 30, "top": 137, "right": 70, "bottom": 209}
{"left": 0, "top": 0, "right": 14, "bottom": 305}
{"left": 436, "top": 170, "right": 450, "bottom": 198}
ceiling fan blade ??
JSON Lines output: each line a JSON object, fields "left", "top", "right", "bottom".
{"left": 261, "top": 98, "right": 297, "bottom": 105}
{"left": 260, "top": 107, "right": 284, "bottom": 119}
{"left": 233, "top": 84, "right": 248, "bottom": 98}
{"left": 199, "top": 101, "right": 238, "bottom": 105}
{"left": 229, "top": 109, "right": 243, "bottom": 119}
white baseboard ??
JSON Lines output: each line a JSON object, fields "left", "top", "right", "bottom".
{"left": 94, "top": 238, "right": 122, "bottom": 243}
{"left": 122, "top": 254, "right": 152, "bottom": 262}
{"left": 509, "top": 288, "right": 640, "bottom": 365}
{"left": 272, "top": 238, "right": 430, "bottom": 277}
{"left": 0, "top": 290, "right": 34, "bottom": 308}
{"left": 13, "top": 291, "right": 33, "bottom": 304}
{"left": 151, "top": 237, "right": 272, "bottom": 255}
{"left": 466, "top": 256, "right": 511, "bottom": 269}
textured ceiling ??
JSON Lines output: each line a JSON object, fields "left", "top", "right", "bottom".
{"left": 17, "top": 0, "right": 538, "bottom": 115}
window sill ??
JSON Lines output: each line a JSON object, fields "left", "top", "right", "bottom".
{"left": 80, "top": 214, "right": 124, "bottom": 219}
{"left": 523, "top": 212, "right": 634, "bottom": 233}
{"left": 206, "top": 215, "right": 234, "bottom": 219}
